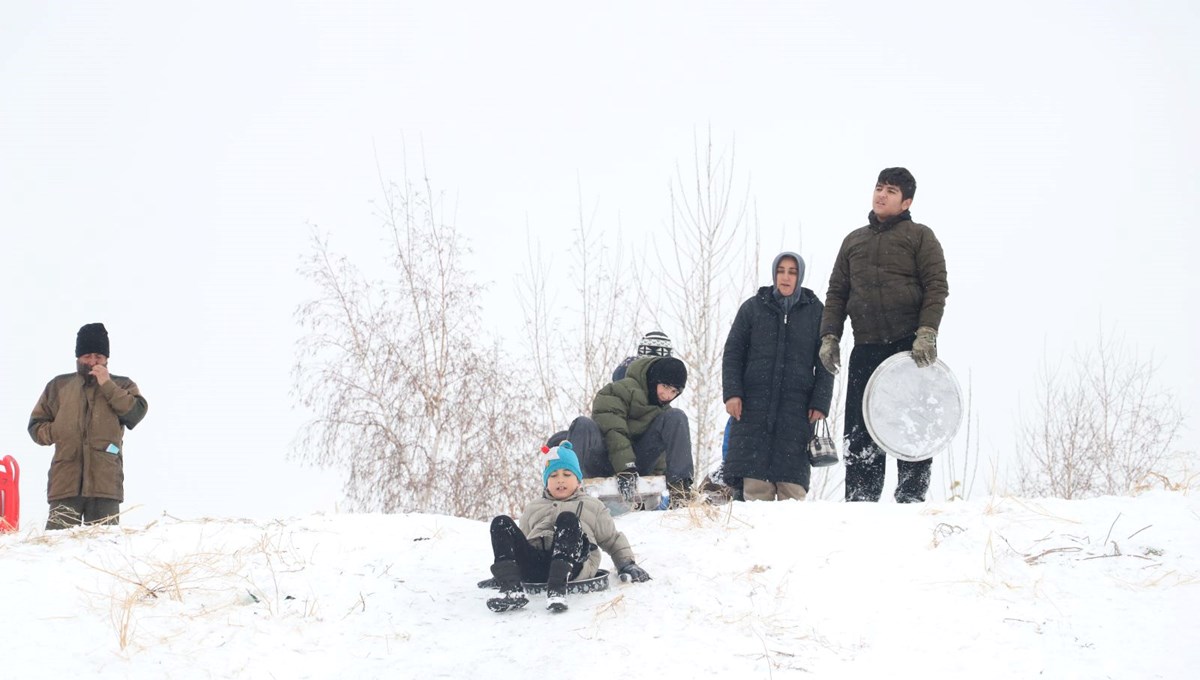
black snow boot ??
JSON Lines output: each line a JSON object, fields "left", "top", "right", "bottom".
{"left": 545, "top": 559, "right": 571, "bottom": 613}
{"left": 546, "top": 513, "right": 588, "bottom": 613}
{"left": 668, "top": 478, "right": 694, "bottom": 509}
{"left": 486, "top": 560, "right": 528, "bottom": 612}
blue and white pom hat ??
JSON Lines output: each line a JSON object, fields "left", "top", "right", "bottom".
{"left": 541, "top": 441, "right": 584, "bottom": 487}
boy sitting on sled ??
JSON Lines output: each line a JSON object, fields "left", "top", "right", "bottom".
{"left": 487, "top": 441, "right": 651, "bottom": 613}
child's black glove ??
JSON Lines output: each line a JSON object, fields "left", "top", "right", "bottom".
{"left": 619, "top": 562, "right": 652, "bottom": 583}
{"left": 616, "top": 468, "right": 640, "bottom": 503}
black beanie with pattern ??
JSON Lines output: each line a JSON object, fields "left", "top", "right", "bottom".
{"left": 637, "top": 330, "right": 673, "bottom": 357}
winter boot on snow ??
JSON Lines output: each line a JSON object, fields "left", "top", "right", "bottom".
{"left": 668, "top": 478, "right": 695, "bottom": 509}
{"left": 486, "top": 560, "right": 528, "bottom": 613}
{"left": 545, "top": 513, "right": 589, "bottom": 612}
{"left": 545, "top": 558, "right": 571, "bottom": 613}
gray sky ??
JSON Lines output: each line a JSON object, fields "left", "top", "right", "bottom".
{"left": 3, "top": 1, "right": 1197, "bottom": 523}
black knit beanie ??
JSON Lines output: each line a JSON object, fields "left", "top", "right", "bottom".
{"left": 76, "top": 323, "right": 110, "bottom": 357}
{"left": 646, "top": 356, "right": 687, "bottom": 392}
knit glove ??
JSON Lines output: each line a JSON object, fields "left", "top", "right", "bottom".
{"left": 911, "top": 327, "right": 938, "bottom": 368}
{"left": 818, "top": 335, "right": 841, "bottom": 375}
{"left": 616, "top": 468, "right": 640, "bottom": 503}
{"left": 619, "top": 562, "right": 652, "bottom": 583}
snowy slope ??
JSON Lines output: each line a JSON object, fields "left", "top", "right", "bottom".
{"left": 4, "top": 492, "right": 1199, "bottom": 679}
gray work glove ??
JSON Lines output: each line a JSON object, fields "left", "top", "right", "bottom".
{"left": 818, "top": 335, "right": 841, "bottom": 375}
{"left": 911, "top": 327, "right": 938, "bottom": 368}
{"left": 619, "top": 562, "right": 652, "bottom": 583}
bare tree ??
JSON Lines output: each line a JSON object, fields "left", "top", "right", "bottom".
{"left": 515, "top": 180, "right": 641, "bottom": 431}
{"left": 292, "top": 171, "right": 540, "bottom": 519}
{"left": 561, "top": 190, "right": 639, "bottom": 414}
{"left": 515, "top": 230, "right": 560, "bottom": 430}
{"left": 652, "top": 129, "right": 756, "bottom": 480}
{"left": 1016, "top": 331, "right": 1184, "bottom": 499}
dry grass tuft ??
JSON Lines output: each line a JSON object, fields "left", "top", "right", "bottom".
{"left": 1133, "top": 469, "right": 1199, "bottom": 495}
{"left": 81, "top": 550, "right": 236, "bottom": 651}
{"left": 658, "top": 493, "right": 757, "bottom": 533}
{"left": 72, "top": 519, "right": 319, "bottom": 652}
{"left": 593, "top": 593, "right": 626, "bottom": 619}
{"left": 930, "top": 522, "right": 966, "bottom": 548}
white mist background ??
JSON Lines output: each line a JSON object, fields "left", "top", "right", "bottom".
{"left": 1, "top": 1, "right": 1196, "bottom": 527}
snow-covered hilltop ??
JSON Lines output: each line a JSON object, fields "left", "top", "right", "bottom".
{"left": 4, "top": 492, "right": 1198, "bottom": 679}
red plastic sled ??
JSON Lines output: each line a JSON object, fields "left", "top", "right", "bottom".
{"left": 1, "top": 455, "right": 19, "bottom": 532}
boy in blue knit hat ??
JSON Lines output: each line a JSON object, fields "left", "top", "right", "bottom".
{"left": 486, "top": 440, "right": 651, "bottom": 613}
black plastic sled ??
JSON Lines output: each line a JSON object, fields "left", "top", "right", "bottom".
{"left": 476, "top": 569, "right": 611, "bottom": 595}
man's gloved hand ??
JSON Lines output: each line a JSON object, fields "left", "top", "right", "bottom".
{"left": 819, "top": 335, "right": 841, "bottom": 375}
{"left": 616, "top": 468, "right": 640, "bottom": 503}
{"left": 619, "top": 562, "right": 652, "bottom": 583}
{"left": 911, "top": 326, "right": 938, "bottom": 368}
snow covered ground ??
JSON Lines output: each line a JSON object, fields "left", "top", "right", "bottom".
{"left": 4, "top": 491, "right": 1198, "bottom": 679}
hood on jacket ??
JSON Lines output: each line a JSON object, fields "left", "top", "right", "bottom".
{"left": 771, "top": 251, "right": 805, "bottom": 314}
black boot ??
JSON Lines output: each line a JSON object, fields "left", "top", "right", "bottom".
{"left": 668, "top": 478, "right": 694, "bottom": 508}
{"left": 545, "top": 559, "right": 571, "bottom": 613}
{"left": 546, "top": 514, "right": 590, "bottom": 612}
{"left": 486, "top": 560, "right": 528, "bottom": 612}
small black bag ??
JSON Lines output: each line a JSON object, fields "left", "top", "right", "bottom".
{"left": 809, "top": 419, "right": 839, "bottom": 468}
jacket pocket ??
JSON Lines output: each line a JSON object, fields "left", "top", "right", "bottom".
{"left": 90, "top": 437, "right": 124, "bottom": 457}
{"left": 88, "top": 440, "right": 125, "bottom": 493}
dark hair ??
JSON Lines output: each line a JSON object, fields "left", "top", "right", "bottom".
{"left": 877, "top": 167, "right": 917, "bottom": 200}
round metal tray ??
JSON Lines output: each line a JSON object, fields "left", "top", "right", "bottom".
{"left": 863, "top": 351, "right": 964, "bottom": 461}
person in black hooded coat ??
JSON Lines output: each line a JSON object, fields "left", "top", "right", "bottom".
{"left": 722, "top": 252, "right": 834, "bottom": 500}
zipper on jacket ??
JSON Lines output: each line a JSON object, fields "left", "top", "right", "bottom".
{"left": 80, "top": 379, "right": 93, "bottom": 497}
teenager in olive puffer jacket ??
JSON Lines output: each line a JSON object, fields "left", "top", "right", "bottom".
{"left": 819, "top": 167, "right": 949, "bottom": 504}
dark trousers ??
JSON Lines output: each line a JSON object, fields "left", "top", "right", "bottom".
{"left": 568, "top": 410, "right": 694, "bottom": 484}
{"left": 46, "top": 496, "right": 120, "bottom": 530}
{"left": 490, "top": 514, "right": 589, "bottom": 582}
{"left": 843, "top": 337, "right": 932, "bottom": 503}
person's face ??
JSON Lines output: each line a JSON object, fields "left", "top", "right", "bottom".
{"left": 547, "top": 468, "right": 581, "bottom": 500}
{"left": 775, "top": 256, "right": 799, "bottom": 296}
{"left": 656, "top": 383, "right": 681, "bottom": 404}
{"left": 872, "top": 183, "right": 912, "bottom": 220}
{"left": 76, "top": 353, "right": 107, "bottom": 376}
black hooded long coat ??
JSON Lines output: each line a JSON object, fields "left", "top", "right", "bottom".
{"left": 722, "top": 286, "right": 834, "bottom": 489}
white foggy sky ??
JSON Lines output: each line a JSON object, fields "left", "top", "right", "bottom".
{"left": 2, "top": 1, "right": 1197, "bottom": 524}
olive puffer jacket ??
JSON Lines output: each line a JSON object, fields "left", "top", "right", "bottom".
{"left": 28, "top": 373, "right": 149, "bottom": 502}
{"left": 820, "top": 210, "right": 949, "bottom": 344}
{"left": 519, "top": 490, "right": 635, "bottom": 579}
{"left": 591, "top": 356, "right": 671, "bottom": 473}
{"left": 722, "top": 285, "right": 834, "bottom": 488}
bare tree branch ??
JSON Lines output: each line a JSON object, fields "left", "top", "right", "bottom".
{"left": 1016, "top": 330, "right": 1183, "bottom": 499}
{"left": 292, "top": 171, "right": 541, "bottom": 519}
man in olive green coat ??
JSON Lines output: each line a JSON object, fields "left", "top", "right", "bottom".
{"left": 28, "top": 323, "right": 149, "bottom": 529}
{"left": 819, "top": 167, "right": 949, "bottom": 503}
